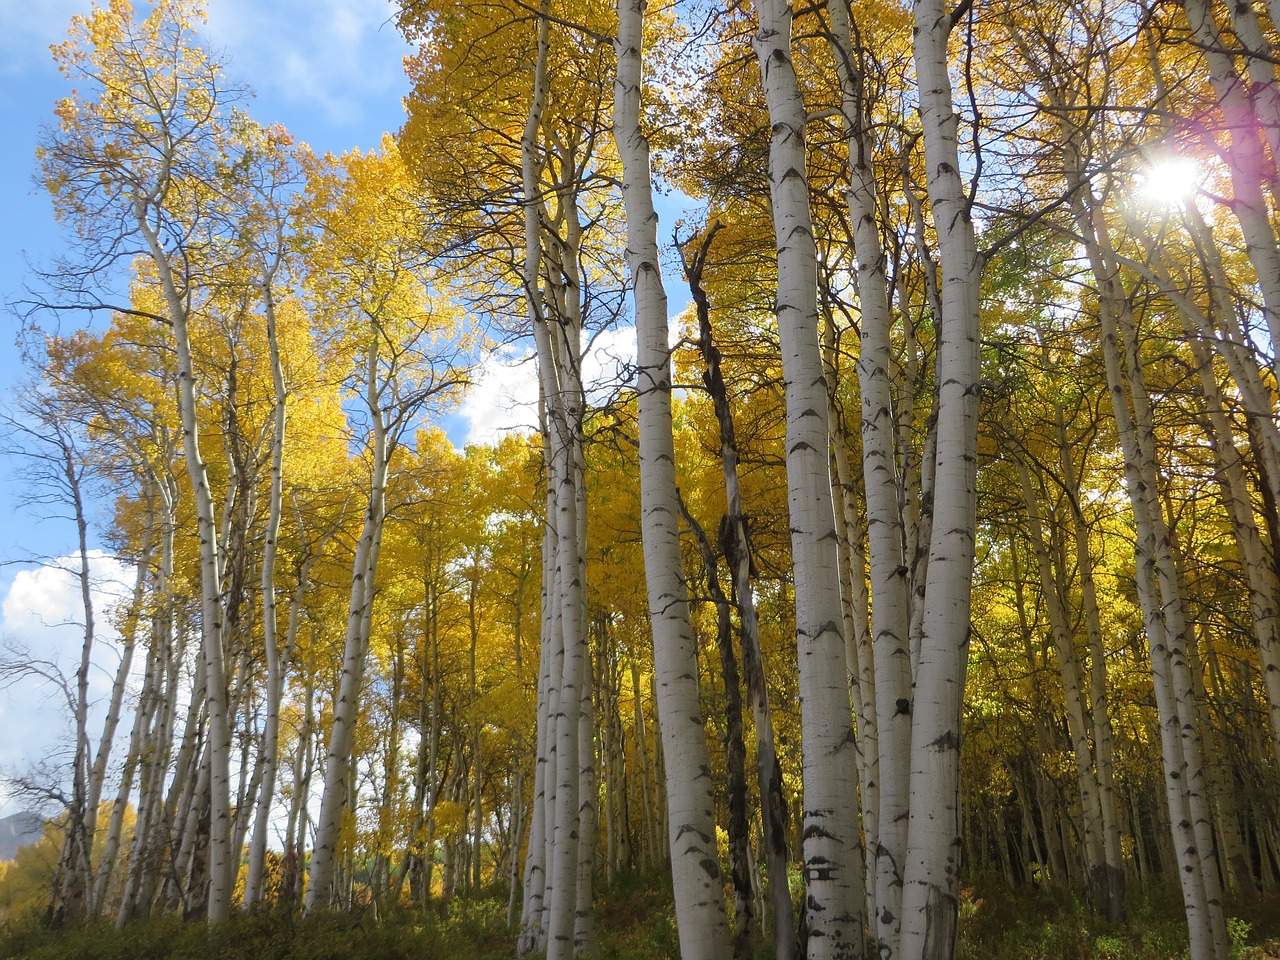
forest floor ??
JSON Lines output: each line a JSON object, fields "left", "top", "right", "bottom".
{"left": 1, "top": 875, "right": 1278, "bottom": 960}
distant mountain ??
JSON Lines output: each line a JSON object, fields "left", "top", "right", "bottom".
{"left": 0, "top": 812, "right": 44, "bottom": 861}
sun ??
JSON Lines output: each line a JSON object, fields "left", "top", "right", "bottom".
{"left": 1137, "top": 157, "right": 1201, "bottom": 207}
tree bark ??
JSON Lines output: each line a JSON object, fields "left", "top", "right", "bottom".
{"left": 614, "top": 4, "right": 734, "bottom": 956}
{"left": 899, "top": 2, "right": 983, "bottom": 956}
{"left": 751, "top": 1, "right": 867, "bottom": 954}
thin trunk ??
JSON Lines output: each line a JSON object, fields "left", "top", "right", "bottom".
{"left": 1015, "top": 456, "right": 1113, "bottom": 913}
{"left": 900, "top": 3, "right": 983, "bottom": 957}
{"left": 243, "top": 283, "right": 288, "bottom": 909}
{"left": 614, "top": 5, "right": 733, "bottom": 956}
{"left": 752, "top": 1, "right": 866, "bottom": 953}
{"left": 307, "top": 346, "right": 389, "bottom": 912}
{"left": 681, "top": 229, "right": 797, "bottom": 960}
{"left": 137, "top": 208, "right": 232, "bottom": 923}
{"left": 1075, "top": 184, "right": 1229, "bottom": 960}
{"left": 827, "top": 2, "right": 911, "bottom": 949}
{"left": 1179, "top": 0, "right": 1280, "bottom": 383}
{"left": 681, "top": 502, "right": 757, "bottom": 960}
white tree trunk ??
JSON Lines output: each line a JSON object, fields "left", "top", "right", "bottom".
{"left": 1015, "top": 457, "right": 1112, "bottom": 911}
{"left": 1135, "top": 210, "right": 1280, "bottom": 762}
{"left": 750, "top": 2, "right": 867, "bottom": 956}
{"left": 515, "top": 6, "right": 595, "bottom": 953}
{"left": 137, "top": 210, "right": 233, "bottom": 924}
{"left": 244, "top": 284, "right": 288, "bottom": 909}
{"left": 684, "top": 224, "right": 797, "bottom": 960}
{"left": 1051, "top": 401, "right": 1126, "bottom": 917}
{"left": 1179, "top": 0, "right": 1280, "bottom": 385}
{"left": 1074, "top": 187, "right": 1229, "bottom": 960}
{"left": 826, "top": 2, "right": 911, "bottom": 950}
{"left": 899, "top": 0, "right": 982, "bottom": 955}
{"left": 575, "top": 654, "right": 600, "bottom": 959}
{"left": 614, "top": 3, "right": 734, "bottom": 957}
{"left": 86, "top": 511, "right": 153, "bottom": 917}
{"left": 518, "top": 512, "right": 555, "bottom": 955}
{"left": 307, "top": 347, "right": 389, "bottom": 912}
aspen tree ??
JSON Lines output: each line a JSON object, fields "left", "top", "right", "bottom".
{"left": 1, "top": 395, "right": 101, "bottom": 921}
{"left": 750, "top": 0, "right": 868, "bottom": 955}
{"left": 899, "top": 0, "right": 983, "bottom": 955}
{"left": 232, "top": 123, "right": 303, "bottom": 910}
{"left": 39, "top": 323, "right": 179, "bottom": 624}
{"left": 1030, "top": 60, "right": 1231, "bottom": 940}
{"left": 516, "top": 5, "right": 593, "bottom": 952}
{"left": 38, "top": 0, "right": 250, "bottom": 920}
{"left": 302, "top": 147, "right": 464, "bottom": 911}
{"left": 1013, "top": 453, "right": 1115, "bottom": 915}
{"left": 681, "top": 229, "right": 797, "bottom": 960}
{"left": 1176, "top": 0, "right": 1280, "bottom": 385}
{"left": 826, "top": 3, "right": 912, "bottom": 951}
{"left": 614, "top": 3, "right": 733, "bottom": 958}
{"left": 1129, "top": 212, "right": 1280, "bottom": 767}
{"left": 1091, "top": 222, "right": 1229, "bottom": 960}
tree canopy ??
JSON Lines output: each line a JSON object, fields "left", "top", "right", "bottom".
{"left": 7, "top": 1, "right": 1280, "bottom": 959}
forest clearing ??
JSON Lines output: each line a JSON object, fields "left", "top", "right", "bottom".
{"left": 3, "top": 0, "right": 1280, "bottom": 957}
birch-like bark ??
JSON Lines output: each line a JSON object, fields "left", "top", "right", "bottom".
{"left": 86, "top": 506, "right": 154, "bottom": 918}
{"left": 899, "top": 184, "right": 941, "bottom": 675}
{"left": 751, "top": 1, "right": 865, "bottom": 954}
{"left": 1222, "top": 0, "right": 1280, "bottom": 169}
{"left": 1050, "top": 399, "right": 1126, "bottom": 917}
{"left": 1191, "top": 338, "right": 1280, "bottom": 766}
{"left": 827, "top": 426, "right": 878, "bottom": 930}
{"left": 516, "top": 5, "right": 592, "bottom": 953}
{"left": 900, "top": 1, "right": 982, "bottom": 955}
{"left": 574, "top": 652, "right": 600, "bottom": 960}
{"left": 1071, "top": 181, "right": 1228, "bottom": 960}
{"left": 307, "top": 346, "right": 389, "bottom": 912}
{"left": 46, "top": 415, "right": 98, "bottom": 922}
{"left": 826, "top": 2, "right": 910, "bottom": 950}
{"left": 1115, "top": 278, "right": 1228, "bottom": 960}
{"left": 820, "top": 296, "right": 878, "bottom": 931}
{"left": 615, "top": 3, "right": 732, "bottom": 956}
{"left": 116, "top": 504, "right": 180, "bottom": 925}
{"left": 243, "top": 279, "right": 288, "bottom": 909}
{"left": 1015, "top": 456, "right": 1113, "bottom": 915}
{"left": 137, "top": 207, "right": 233, "bottom": 924}
{"left": 536, "top": 155, "right": 587, "bottom": 960}
{"left": 1178, "top": 0, "right": 1280, "bottom": 384}
{"left": 518, "top": 476, "right": 556, "bottom": 954}
{"left": 1180, "top": 201, "right": 1280, "bottom": 513}
{"left": 1134, "top": 210, "right": 1280, "bottom": 762}
{"left": 681, "top": 501, "right": 757, "bottom": 960}
{"left": 631, "top": 658, "right": 658, "bottom": 869}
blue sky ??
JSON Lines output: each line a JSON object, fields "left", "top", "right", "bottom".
{"left": 0, "top": 0, "right": 421, "bottom": 814}
{"left": 0, "top": 0, "right": 651, "bottom": 816}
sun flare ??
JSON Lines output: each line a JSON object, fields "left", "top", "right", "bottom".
{"left": 1137, "top": 158, "right": 1201, "bottom": 206}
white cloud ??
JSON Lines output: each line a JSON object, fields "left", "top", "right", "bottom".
{"left": 0, "top": 551, "right": 136, "bottom": 816}
{"left": 203, "top": 0, "right": 411, "bottom": 130}
{"left": 581, "top": 326, "right": 638, "bottom": 402}
{"left": 458, "top": 345, "right": 541, "bottom": 446}
{"left": 458, "top": 327, "right": 640, "bottom": 447}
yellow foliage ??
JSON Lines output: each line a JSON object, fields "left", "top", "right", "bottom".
{"left": 431, "top": 801, "right": 467, "bottom": 843}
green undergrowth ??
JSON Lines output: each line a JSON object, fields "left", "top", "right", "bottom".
{"left": 955, "top": 883, "right": 1280, "bottom": 960}
{"left": 2, "top": 879, "right": 1277, "bottom": 960}
{"left": 594, "top": 870, "right": 681, "bottom": 960}
{"left": 0, "top": 896, "right": 514, "bottom": 960}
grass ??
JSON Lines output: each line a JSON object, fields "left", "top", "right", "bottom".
{"left": 1, "top": 878, "right": 1277, "bottom": 959}
{"left": 955, "top": 882, "right": 1280, "bottom": 960}
{"left": 0, "top": 898, "right": 513, "bottom": 960}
